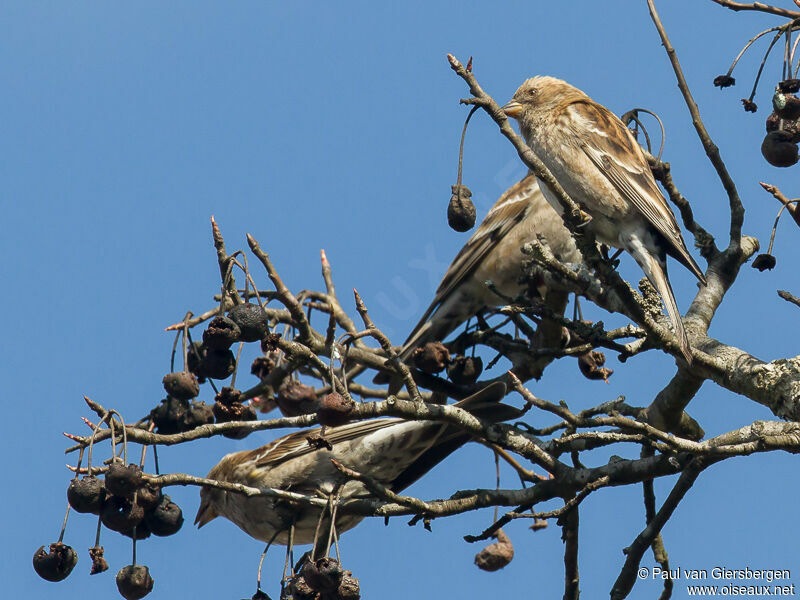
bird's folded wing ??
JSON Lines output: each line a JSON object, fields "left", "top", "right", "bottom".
{"left": 403, "top": 176, "right": 537, "bottom": 344}
{"left": 252, "top": 418, "right": 403, "bottom": 468}
{"left": 571, "top": 101, "right": 705, "bottom": 283}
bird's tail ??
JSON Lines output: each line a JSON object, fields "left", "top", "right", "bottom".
{"left": 389, "top": 382, "right": 522, "bottom": 492}
{"left": 628, "top": 241, "right": 692, "bottom": 364}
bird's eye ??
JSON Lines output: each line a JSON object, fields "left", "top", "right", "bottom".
{"left": 528, "top": 89, "right": 537, "bottom": 97}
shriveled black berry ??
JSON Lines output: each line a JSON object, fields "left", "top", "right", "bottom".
{"left": 161, "top": 371, "right": 199, "bottom": 401}
{"left": 150, "top": 396, "right": 189, "bottom": 435}
{"left": 33, "top": 542, "right": 78, "bottom": 582}
{"left": 67, "top": 475, "right": 105, "bottom": 514}
{"left": 762, "top": 131, "right": 799, "bottom": 167}
{"left": 89, "top": 546, "right": 108, "bottom": 575}
{"left": 752, "top": 253, "right": 777, "bottom": 271}
{"left": 742, "top": 98, "right": 758, "bottom": 113}
{"left": 101, "top": 495, "right": 144, "bottom": 534}
{"left": 213, "top": 388, "right": 257, "bottom": 439}
{"left": 183, "top": 401, "right": 214, "bottom": 430}
{"left": 202, "top": 316, "right": 241, "bottom": 350}
{"left": 119, "top": 519, "right": 151, "bottom": 540}
{"left": 411, "top": 342, "right": 451, "bottom": 374}
{"left": 228, "top": 302, "right": 269, "bottom": 343}
{"left": 448, "top": 183, "right": 476, "bottom": 232}
{"left": 338, "top": 571, "right": 361, "bottom": 600}
{"left": 144, "top": 495, "right": 183, "bottom": 537}
{"left": 116, "top": 564, "right": 154, "bottom": 600}
{"left": 577, "top": 351, "right": 613, "bottom": 382}
{"left": 288, "top": 574, "right": 316, "bottom": 600}
{"left": 779, "top": 79, "right": 800, "bottom": 93}
{"left": 186, "top": 341, "right": 209, "bottom": 382}
{"left": 317, "top": 392, "right": 355, "bottom": 427}
{"left": 302, "top": 557, "right": 343, "bottom": 594}
{"left": 474, "top": 529, "right": 514, "bottom": 571}
{"left": 713, "top": 74, "right": 735, "bottom": 88}
{"left": 446, "top": 355, "right": 483, "bottom": 385}
{"left": 135, "top": 482, "right": 161, "bottom": 511}
{"left": 251, "top": 356, "right": 276, "bottom": 379}
{"left": 773, "top": 90, "right": 800, "bottom": 120}
{"left": 202, "top": 347, "right": 236, "bottom": 380}
{"left": 104, "top": 462, "right": 143, "bottom": 500}
{"left": 276, "top": 379, "right": 320, "bottom": 417}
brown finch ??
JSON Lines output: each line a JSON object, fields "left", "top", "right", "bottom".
{"left": 502, "top": 76, "right": 706, "bottom": 363}
{"left": 400, "top": 175, "right": 581, "bottom": 360}
{"left": 195, "top": 382, "right": 519, "bottom": 546}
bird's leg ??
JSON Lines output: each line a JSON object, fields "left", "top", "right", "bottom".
{"left": 257, "top": 528, "right": 282, "bottom": 597}
{"left": 324, "top": 486, "right": 344, "bottom": 559}
{"left": 281, "top": 523, "right": 295, "bottom": 582}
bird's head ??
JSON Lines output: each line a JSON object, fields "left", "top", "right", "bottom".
{"left": 502, "top": 76, "right": 588, "bottom": 137}
{"left": 194, "top": 455, "right": 238, "bottom": 528}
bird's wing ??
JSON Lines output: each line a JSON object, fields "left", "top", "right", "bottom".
{"left": 251, "top": 418, "right": 403, "bottom": 468}
{"left": 402, "top": 176, "right": 538, "bottom": 346}
{"left": 569, "top": 100, "right": 705, "bottom": 284}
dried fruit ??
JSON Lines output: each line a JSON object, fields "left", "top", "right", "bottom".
{"left": 317, "top": 392, "right": 355, "bottom": 426}
{"left": 765, "top": 112, "right": 800, "bottom": 142}
{"left": 338, "top": 571, "right": 361, "bottom": 600}
{"left": 302, "top": 557, "right": 343, "bottom": 594}
{"left": 713, "top": 74, "right": 735, "bottom": 88}
{"left": 251, "top": 356, "right": 276, "bottom": 379}
{"left": 530, "top": 518, "right": 548, "bottom": 531}
{"left": 186, "top": 341, "right": 208, "bottom": 382}
{"left": 761, "top": 131, "right": 799, "bottom": 167}
{"left": 577, "top": 351, "right": 613, "bottom": 382}
{"left": 779, "top": 79, "right": 800, "bottom": 93}
{"left": 212, "top": 387, "right": 257, "bottom": 439}
{"left": 101, "top": 495, "right": 144, "bottom": 534}
{"left": 276, "top": 379, "right": 320, "bottom": 417}
{"left": 116, "top": 564, "right": 154, "bottom": 600}
{"left": 119, "top": 519, "right": 151, "bottom": 540}
{"left": 446, "top": 355, "right": 483, "bottom": 385}
{"left": 89, "top": 545, "right": 108, "bottom": 575}
{"left": 773, "top": 90, "right": 800, "bottom": 120}
{"left": 288, "top": 574, "right": 316, "bottom": 600}
{"left": 202, "top": 347, "right": 236, "bottom": 380}
{"left": 161, "top": 371, "right": 199, "bottom": 401}
{"left": 135, "top": 482, "right": 161, "bottom": 511}
{"left": 228, "top": 302, "right": 269, "bottom": 343}
{"left": 474, "top": 529, "right": 514, "bottom": 571}
{"left": 32, "top": 542, "right": 78, "bottom": 582}
{"left": 150, "top": 396, "right": 189, "bottom": 435}
{"left": 448, "top": 183, "right": 476, "bottom": 232}
{"left": 202, "top": 315, "right": 241, "bottom": 350}
{"left": 144, "top": 495, "right": 183, "bottom": 537}
{"left": 183, "top": 400, "right": 215, "bottom": 430}
{"left": 105, "top": 462, "right": 143, "bottom": 500}
{"left": 411, "top": 342, "right": 451, "bottom": 374}
{"left": 741, "top": 98, "right": 757, "bottom": 112}
{"left": 752, "top": 253, "right": 777, "bottom": 271}
{"left": 67, "top": 475, "right": 105, "bottom": 514}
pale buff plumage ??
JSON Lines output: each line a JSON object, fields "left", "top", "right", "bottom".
{"left": 502, "top": 76, "right": 706, "bottom": 363}
{"left": 195, "top": 382, "right": 518, "bottom": 546}
{"left": 400, "top": 175, "right": 582, "bottom": 360}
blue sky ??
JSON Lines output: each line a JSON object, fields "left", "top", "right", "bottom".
{"left": 5, "top": 1, "right": 800, "bottom": 598}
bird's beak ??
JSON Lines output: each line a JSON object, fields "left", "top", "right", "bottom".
{"left": 194, "top": 502, "right": 218, "bottom": 528}
{"left": 502, "top": 100, "right": 523, "bottom": 118}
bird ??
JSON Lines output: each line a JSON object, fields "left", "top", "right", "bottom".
{"left": 195, "top": 382, "right": 520, "bottom": 548}
{"left": 502, "top": 76, "right": 706, "bottom": 363}
{"left": 399, "top": 175, "right": 582, "bottom": 361}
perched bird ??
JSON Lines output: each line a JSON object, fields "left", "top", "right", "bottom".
{"left": 502, "top": 76, "right": 706, "bottom": 363}
{"left": 400, "top": 175, "right": 582, "bottom": 361}
{"left": 195, "top": 382, "right": 519, "bottom": 547}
